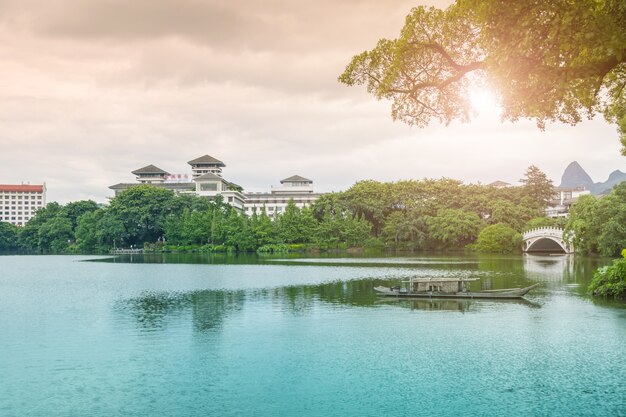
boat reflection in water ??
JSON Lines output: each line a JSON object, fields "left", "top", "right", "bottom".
{"left": 374, "top": 277, "right": 541, "bottom": 299}
{"left": 376, "top": 296, "right": 541, "bottom": 312}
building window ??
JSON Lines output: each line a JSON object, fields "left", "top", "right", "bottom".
{"left": 200, "top": 183, "right": 218, "bottom": 191}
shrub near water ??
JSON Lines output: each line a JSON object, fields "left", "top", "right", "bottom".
{"left": 474, "top": 224, "right": 523, "bottom": 254}
{"left": 588, "top": 249, "right": 626, "bottom": 299}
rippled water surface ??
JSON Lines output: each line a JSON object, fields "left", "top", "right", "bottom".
{"left": 0, "top": 254, "right": 624, "bottom": 416}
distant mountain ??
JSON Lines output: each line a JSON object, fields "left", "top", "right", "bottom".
{"left": 559, "top": 161, "right": 626, "bottom": 194}
{"left": 559, "top": 161, "right": 594, "bottom": 190}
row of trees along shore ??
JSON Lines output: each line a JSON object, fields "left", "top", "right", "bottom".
{"left": 1, "top": 166, "right": 625, "bottom": 257}
{"left": 0, "top": 165, "right": 620, "bottom": 256}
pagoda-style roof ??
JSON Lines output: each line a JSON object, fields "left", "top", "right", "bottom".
{"left": 193, "top": 172, "right": 224, "bottom": 181}
{"left": 188, "top": 155, "right": 225, "bottom": 166}
{"left": 280, "top": 175, "right": 312, "bottom": 184}
{"left": 131, "top": 164, "right": 170, "bottom": 176}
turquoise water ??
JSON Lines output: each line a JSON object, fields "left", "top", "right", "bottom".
{"left": 0, "top": 254, "right": 624, "bottom": 416}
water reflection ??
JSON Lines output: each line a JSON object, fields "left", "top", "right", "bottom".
{"left": 118, "top": 277, "right": 549, "bottom": 332}
{"left": 376, "top": 297, "right": 541, "bottom": 312}
{"left": 117, "top": 280, "right": 384, "bottom": 331}
{"left": 116, "top": 290, "right": 246, "bottom": 331}
{"left": 523, "top": 254, "right": 575, "bottom": 281}
{"left": 111, "top": 254, "right": 620, "bottom": 331}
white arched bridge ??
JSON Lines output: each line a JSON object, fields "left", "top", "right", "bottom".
{"left": 522, "top": 227, "right": 574, "bottom": 254}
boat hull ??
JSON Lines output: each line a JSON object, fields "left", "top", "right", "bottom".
{"left": 373, "top": 283, "right": 540, "bottom": 299}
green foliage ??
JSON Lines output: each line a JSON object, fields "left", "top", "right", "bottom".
{"left": 108, "top": 185, "right": 177, "bottom": 245}
{"left": 490, "top": 199, "right": 541, "bottom": 231}
{"left": 565, "top": 183, "right": 626, "bottom": 256}
{"left": 381, "top": 210, "right": 427, "bottom": 249}
{"left": 363, "top": 237, "right": 385, "bottom": 250}
{"left": 257, "top": 244, "right": 290, "bottom": 253}
{"left": 426, "top": 208, "right": 484, "bottom": 249}
{"left": 276, "top": 201, "right": 315, "bottom": 244}
{"left": 475, "top": 224, "right": 523, "bottom": 253}
{"left": 588, "top": 253, "right": 626, "bottom": 299}
{"left": 0, "top": 222, "right": 19, "bottom": 251}
{"left": 18, "top": 173, "right": 559, "bottom": 254}
{"left": 340, "top": 0, "right": 626, "bottom": 152}
{"left": 520, "top": 166, "right": 555, "bottom": 209}
{"left": 524, "top": 216, "right": 567, "bottom": 231}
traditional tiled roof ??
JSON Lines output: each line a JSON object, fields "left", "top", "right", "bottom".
{"left": 0, "top": 184, "right": 44, "bottom": 192}
{"left": 188, "top": 155, "right": 225, "bottom": 166}
{"left": 193, "top": 173, "right": 224, "bottom": 181}
{"left": 131, "top": 164, "right": 170, "bottom": 176}
{"left": 280, "top": 175, "right": 312, "bottom": 184}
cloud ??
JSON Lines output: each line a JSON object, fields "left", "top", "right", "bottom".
{"left": 0, "top": 0, "right": 622, "bottom": 205}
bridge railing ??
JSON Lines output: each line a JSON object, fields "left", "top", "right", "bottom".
{"left": 522, "top": 227, "right": 564, "bottom": 240}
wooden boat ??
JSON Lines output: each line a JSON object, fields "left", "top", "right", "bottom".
{"left": 374, "top": 277, "right": 540, "bottom": 299}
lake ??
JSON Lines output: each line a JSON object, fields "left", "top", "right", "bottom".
{"left": 0, "top": 254, "right": 624, "bottom": 416}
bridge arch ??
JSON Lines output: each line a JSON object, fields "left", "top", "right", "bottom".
{"left": 522, "top": 227, "right": 574, "bottom": 254}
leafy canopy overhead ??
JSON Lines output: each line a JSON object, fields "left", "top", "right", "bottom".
{"left": 339, "top": 0, "right": 626, "bottom": 153}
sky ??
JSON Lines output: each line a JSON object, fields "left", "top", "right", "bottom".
{"left": 1, "top": 0, "right": 624, "bottom": 204}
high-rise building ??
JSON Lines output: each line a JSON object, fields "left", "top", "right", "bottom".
{"left": 0, "top": 183, "right": 47, "bottom": 226}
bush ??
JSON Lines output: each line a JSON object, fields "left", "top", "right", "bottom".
{"left": 474, "top": 224, "right": 523, "bottom": 254}
{"left": 364, "top": 237, "right": 385, "bottom": 250}
{"left": 257, "top": 244, "right": 290, "bottom": 253}
{"left": 588, "top": 250, "right": 626, "bottom": 299}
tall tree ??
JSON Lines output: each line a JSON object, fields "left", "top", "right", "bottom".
{"left": 520, "top": 165, "right": 554, "bottom": 208}
{"left": 250, "top": 207, "right": 276, "bottom": 247}
{"left": 107, "top": 185, "right": 177, "bottom": 245}
{"left": 339, "top": 0, "right": 626, "bottom": 153}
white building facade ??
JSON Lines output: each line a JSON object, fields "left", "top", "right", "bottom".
{"left": 546, "top": 187, "right": 591, "bottom": 218}
{"left": 0, "top": 184, "right": 47, "bottom": 226}
{"left": 109, "top": 155, "right": 323, "bottom": 216}
{"left": 244, "top": 175, "right": 321, "bottom": 218}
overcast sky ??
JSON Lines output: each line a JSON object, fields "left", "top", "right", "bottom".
{"left": 1, "top": 0, "right": 624, "bottom": 204}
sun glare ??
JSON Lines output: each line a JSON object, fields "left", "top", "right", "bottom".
{"left": 469, "top": 88, "right": 498, "bottom": 116}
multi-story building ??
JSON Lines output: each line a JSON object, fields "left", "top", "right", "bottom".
{"left": 0, "top": 183, "right": 47, "bottom": 226}
{"left": 109, "top": 155, "right": 323, "bottom": 217}
{"left": 244, "top": 175, "right": 322, "bottom": 218}
{"left": 546, "top": 186, "right": 590, "bottom": 217}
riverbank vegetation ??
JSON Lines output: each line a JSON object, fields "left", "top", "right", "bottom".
{"left": 3, "top": 165, "right": 624, "bottom": 260}
{"left": 565, "top": 182, "right": 626, "bottom": 257}
{"left": 587, "top": 250, "right": 626, "bottom": 299}
{"left": 0, "top": 166, "right": 564, "bottom": 255}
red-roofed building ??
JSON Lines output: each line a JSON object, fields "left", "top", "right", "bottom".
{"left": 0, "top": 183, "right": 47, "bottom": 226}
